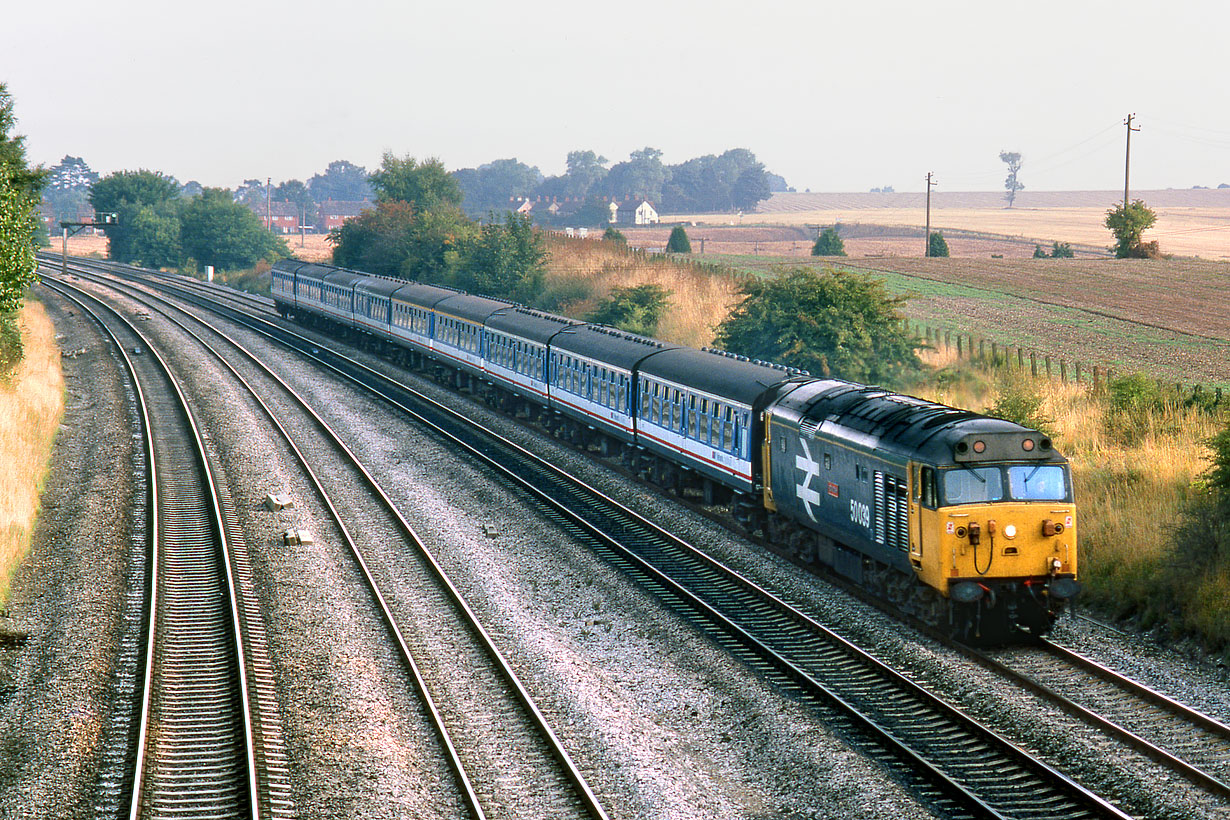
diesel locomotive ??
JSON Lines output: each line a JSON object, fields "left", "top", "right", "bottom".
{"left": 272, "top": 259, "right": 1079, "bottom": 642}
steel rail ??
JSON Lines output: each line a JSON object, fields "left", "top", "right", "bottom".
{"left": 40, "top": 275, "right": 260, "bottom": 819}
{"left": 71, "top": 260, "right": 1140, "bottom": 820}
{"left": 52, "top": 264, "right": 609, "bottom": 820}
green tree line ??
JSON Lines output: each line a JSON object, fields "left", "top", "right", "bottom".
{"left": 89, "top": 170, "right": 287, "bottom": 271}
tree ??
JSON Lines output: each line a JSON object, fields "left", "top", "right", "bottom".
{"left": 328, "top": 199, "right": 477, "bottom": 284}
{"left": 928, "top": 231, "right": 949, "bottom": 258}
{"left": 563, "top": 150, "right": 609, "bottom": 196}
{"left": 89, "top": 169, "right": 181, "bottom": 263}
{"left": 233, "top": 178, "right": 267, "bottom": 206}
{"left": 0, "top": 84, "right": 45, "bottom": 203}
{"left": 659, "top": 148, "right": 772, "bottom": 212}
{"left": 0, "top": 174, "right": 38, "bottom": 313}
{"left": 456, "top": 211, "right": 546, "bottom": 302}
{"left": 1033, "top": 244, "right": 1047, "bottom": 259}
{"left": 1205, "top": 422, "right": 1230, "bottom": 496}
{"left": 370, "top": 153, "right": 462, "bottom": 210}
{"left": 665, "top": 225, "right": 691, "bottom": 253}
{"left": 601, "top": 147, "right": 670, "bottom": 203}
{"left": 308, "top": 159, "right": 371, "bottom": 203}
{"left": 714, "top": 267, "right": 921, "bottom": 384}
{"left": 274, "top": 179, "right": 316, "bottom": 225}
{"left": 0, "top": 84, "right": 44, "bottom": 318}
{"left": 179, "top": 188, "right": 286, "bottom": 271}
{"left": 1105, "top": 199, "right": 1158, "bottom": 258}
{"left": 602, "top": 226, "right": 626, "bottom": 246}
{"left": 812, "top": 226, "right": 846, "bottom": 256}
{"left": 124, "top": 204, "right": 182, "bottom": 269}
{"left": 42, "top": 155, "right": 98, "bottom": 225}
{"left": 587, "top": 284, "right": 671, "bottom": 336}
{"left": 452, "top": 158, "right": 542, "bottom": 215}
{"left": 1050, "top": 241, "right": 1074, "bottom": 258}
{"left": 1000, "top": 151, "right": 1024, "bottom": 208}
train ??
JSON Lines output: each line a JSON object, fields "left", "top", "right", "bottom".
{"left": 271, "top": 258, "right": 1080, "bottom": 643}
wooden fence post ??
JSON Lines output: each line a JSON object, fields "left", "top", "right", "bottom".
{"left": 1093, "top": 366, "right": 1100, "bottom": 390}
{"left": 1060, "top": 360, "right": 1067, "bottom": 383}
{"left": 957, "top": 336, "right": 963, "bottom": 358}
{"left": 1045, "top": 356, "right": 1052, "bottom": 378}
{"left": 1018, "top": 348, "right": 1024, "bottom": 369}
{"left": 1031, "top": 352, "right": 1038, "bottom": 377}
{"left": 1075, "top": 361, "right": 1081, "bottom": 383}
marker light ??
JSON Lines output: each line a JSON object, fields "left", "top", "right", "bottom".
{"left": 1022, "top": 439, "right": 1035, "bottom": 451}
{"left": 1003, "top": 524, "right": 1017, "bottom": 539}
{"left": 972, "top": 440, "right": 986, "bottom": 453}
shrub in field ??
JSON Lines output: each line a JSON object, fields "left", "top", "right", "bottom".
{"left": 984, "top": 377, "right": 1053, "bottom": 435}
{"left": 927, "top": 231, "right": 949, "bottom": 258}
{"left": 1051, "top": 241, "right": 1074, "bottom": 258}
{"left": 533, "top": 278, "right": 596, "bottom": 312}
{"left": 0, "top": 312, "right": 22, "bottom": 376}
{"left": 1033, "top": 244, "right": 1047, "bottom": 259}
{"left": 602, "top": 226, "right": 627, "bottom": 246}
{"left": 812, "top": 226, "right": 846, "bottom": 257}
{"left": 665, "top": 225, "right": 692, "bottom": 253}
{"left": 1105, "top": 199, "right": 1158, "bottom": 258}
{"left": 586, "top": 284, "right": 671, "bottom": 336}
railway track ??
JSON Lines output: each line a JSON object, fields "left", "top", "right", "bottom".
{"left": 58, "top": 259, "right": 1140, "bottom": 819}
{"left": 40, "top": 276, "right": 293, "bottom": 819}
{"left": 45, "top": 265, "right": 609, "bottom": 820}
{"left": 967, "top": 637, "right": 1230, "bottom": 798}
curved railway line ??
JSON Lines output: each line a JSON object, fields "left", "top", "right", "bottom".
{"left": 45, "top": 257, "right": 1176, "bottom": 819}
{"left": 967, "top": 638, "right": 1230, "bottom": 798}
{"left": 38, "top": 277, "right": 291, "bottom": 819}
{"left": 42, "top": 263, "right": 609, "bottom": 820}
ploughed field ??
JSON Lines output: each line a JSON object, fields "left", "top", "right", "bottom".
{"left": 731, "top": 255, "right": 1230, "bottom": 387}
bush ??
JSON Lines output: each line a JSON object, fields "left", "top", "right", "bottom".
{"left": 533, "top": 278, "right": 596, "bottom": 312}
{"left": 665, "top": 225, "right": 691, "bottom": 253}
{"left": 985, "top": 378, "right": 1053, "bottom": 435}
{"left": 586, "top": 284, "right": 671, "bottom": 336}
{"left": 1108, "top": 372, "right": 1167, "bottom": 412}
{"left": 714, "top": 266, "right": 921, "bottom": 384}
{"left": 927, "top": 231, "right": 949, "bottom": 258}
{"left": 812, "top": 226, "right": 846, "bottom": 257}
{"left": 603, "top": 226, "right": 627, "bottom": 246}
{"left": 0, "top": 312, "right": 21, "bottom": 376}
{"left": 1051, "top": 241, "right": 1074, "bottom": 258}
{"left": 1033, "top": 244, "right": 1047, "bottom": 259}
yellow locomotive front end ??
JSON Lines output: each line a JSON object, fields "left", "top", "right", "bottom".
{"left": 909, "top": 429, "right": 1079, "bottom": 642}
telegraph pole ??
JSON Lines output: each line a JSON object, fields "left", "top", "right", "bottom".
{"left": 1123, "top": 114, "right": 1140, "bottom": 206}
{"left": 924, "top": 171, "right": 937, "bottom": 257}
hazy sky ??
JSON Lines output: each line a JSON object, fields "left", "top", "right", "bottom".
{"left": 7, "top": 0, "right": 1229, "bottom": 194}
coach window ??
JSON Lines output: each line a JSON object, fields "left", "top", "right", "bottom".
{"left": 697, "top": 398, "right": 710, "bottom": 443}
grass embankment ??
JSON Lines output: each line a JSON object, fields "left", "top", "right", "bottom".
{"left": 541, "top": 236, "right": 742, "bottom": 349}
{"left": 0, "top": 302, "right": 64, "bottom": 604}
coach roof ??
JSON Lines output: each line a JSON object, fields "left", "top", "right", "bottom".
{"left": 640, "top": 347, "right": 801, "bottom": 405}
{"left": 551, "top": 324, "right": 678, "bottom": 371}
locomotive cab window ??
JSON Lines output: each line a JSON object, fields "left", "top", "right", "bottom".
{"left": 1008, "top": 464, "right": 1070, "bottom": 501}
{"left": 943, "top": 466, "right": 1005, "bottom": 504}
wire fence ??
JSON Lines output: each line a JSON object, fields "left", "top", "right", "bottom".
{"left": 906, "top": 320, "right": 1225, "bottom": 407}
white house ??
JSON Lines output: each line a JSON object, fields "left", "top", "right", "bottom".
{"left": 613, "top": 199, "right": 659, "bottom": 225}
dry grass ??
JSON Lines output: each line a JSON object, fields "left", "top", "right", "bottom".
{"left": 0, "top": 302, "right": 64, "bottom": 604}
{"left": 543, "top": 236, "right": 743, "bottom": 348}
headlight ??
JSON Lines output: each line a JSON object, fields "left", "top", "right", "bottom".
{"left": 1003, "top": 524, "right": 1017, "bottom": 539}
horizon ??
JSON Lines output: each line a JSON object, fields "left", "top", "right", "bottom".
{"left": 8, "top": 1, "right": 1230, "bottom": 196}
